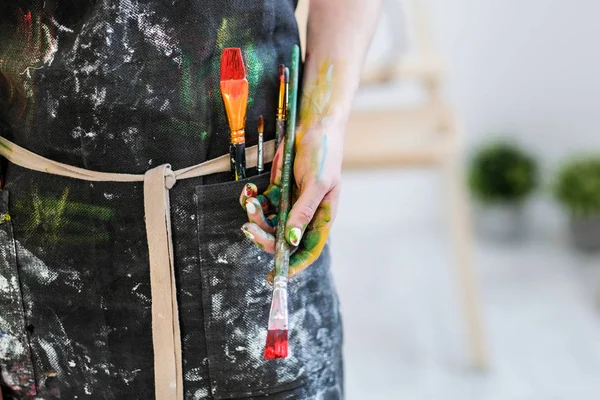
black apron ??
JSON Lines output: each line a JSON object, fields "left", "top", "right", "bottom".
{"left": 0, "top": 1, "right": 344, "bottom": 399}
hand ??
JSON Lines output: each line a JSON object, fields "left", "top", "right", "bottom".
{"left": 239, "top": 121, "right": 343, "bottom": 282}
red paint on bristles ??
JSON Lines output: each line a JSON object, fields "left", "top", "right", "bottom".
{"left": 220, "top": 48, "right": 246, "bottom": 81}
{"left": 264, "top": 329, "right": 288, "bottom": 359}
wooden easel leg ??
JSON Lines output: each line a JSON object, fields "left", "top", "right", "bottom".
{"left": 442, "top": 152, "right": 489, "bottom": 371}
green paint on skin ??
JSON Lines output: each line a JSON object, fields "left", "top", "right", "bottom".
{"left": 0, "top": 141, "right": 12, "bottom": 152}
{"left": 242, "top": 229, "right": 254, "bottom": 240}
{"left": 262, "top": 187, "right": 280, "bottom": 212}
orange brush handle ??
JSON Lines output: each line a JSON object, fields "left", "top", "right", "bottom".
{"left": 220, "top": 79, "right": 249, "bottom": 144}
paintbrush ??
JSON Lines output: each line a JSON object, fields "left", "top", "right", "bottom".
{"left": 284, "top": 67, "right": 290, "bottom": 119}
{"left": 257, "top": 115, "right": 265, "bottom": 175}
{"left": 220, "top": 48, "right": 248, "bottom": 181}
{"left": 264, "top": 45, "right": 300, "bottom": 360}
{"left": 275, "top": 65, "right": 286, "bottom": 149}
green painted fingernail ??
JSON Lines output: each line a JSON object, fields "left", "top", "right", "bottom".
{"left": 242, "top": 228, "right": 254, "bottom": 240}
{"left": 289, "top": 227, "right": 302, "bottom": 246}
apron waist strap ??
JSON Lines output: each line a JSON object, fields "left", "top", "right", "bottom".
{"left": 0, "top": 136, "right": 276, "bottom": 400}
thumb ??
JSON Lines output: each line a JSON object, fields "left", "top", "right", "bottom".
{"left": 285, "top": 183, "right": 325, "bottom": 246}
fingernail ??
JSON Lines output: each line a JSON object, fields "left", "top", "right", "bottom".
{"left": 289, "top": 227, "right": 302, "bottom": 246}
{"left": 244, "top": 183, "right": 257, "bottom": 197}
{"left": 245, "top": 199, "right": 256, "bottom": 214}
{"left": 241, "top": 228, "right": 255, "bottom": 240}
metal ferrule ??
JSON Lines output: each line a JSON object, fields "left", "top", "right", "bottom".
{"left": 230, "top": 128, "right": 245, "bottom": 144}
{"left": 267, "top": 276, "right": 289, "bottom": 330}
{"left": 257, "top": 132, "right": 264, "bottom": 174}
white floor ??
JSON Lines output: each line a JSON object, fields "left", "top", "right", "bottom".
{"left": 330, "top": 170, "right": 600, "bottom": 400}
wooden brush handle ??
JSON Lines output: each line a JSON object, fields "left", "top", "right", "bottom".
{"left": 274, "top": 45, "right": 300, "bottom": 279}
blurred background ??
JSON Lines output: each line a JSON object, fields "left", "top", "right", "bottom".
{"left": 297, "top": 0, "right": 600, "bottom": 398}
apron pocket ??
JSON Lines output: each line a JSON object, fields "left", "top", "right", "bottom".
{"left": 194, "top": 172, "right": 307, "bottom": 399}
{"left": 0, "top": 189, "right": 37, "bottom": 396}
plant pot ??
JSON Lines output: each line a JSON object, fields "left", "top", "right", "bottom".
{"left": 474, "top": 202, "right": 528, "bottom": 242}
{"left": 569, "top": 217, "right": 600, "bottom": 252}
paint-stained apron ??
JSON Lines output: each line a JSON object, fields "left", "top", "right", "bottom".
{"left": 0, "top": 1, "right": 344, "bottom": 399}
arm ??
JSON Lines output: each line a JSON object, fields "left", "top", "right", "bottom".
{"left": 284, "top": 0, "right": 383, "bottom": 272}
{"left": 241, "top": 0, "right": 382, "bottom": 279}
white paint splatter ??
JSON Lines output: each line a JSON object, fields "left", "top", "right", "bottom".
{"left": 211, "top": 292, "right": 224, "bottom": 317}
{"left": 71, "top": 126, "right": 83, "bottom": 139}
{"left": 39, "top": 339, "right": 64, "bottom": 377}
{"left": 193, "top": 388, "right": 209, "bottom": 399}
{"left": 0, "top": 275, "right": 10, "bottom": 293}
{"left": 184, "top": 367, "right": 202, "bottom": 382}
{"left": 90, "top": 86, "right": 107, "bottom": 107}
{"left": 215, "top": 255, "right": 228, "bottom": 264}
{"left": 160, "top": 99, "right": 171, "bottom": 111}
{"left": 47, "top": 97, "right": 59, "bottom": 119}
{"left": 121, "top": 368, "right": 142, "bottom": 385}
{"left": 116, "top": 0, "right": 182, "bottom": 65}
{"left": 51, "top": 17, "right": 75, "bottom": 33}
{"left": 16, "top": 240, "right": 59, "bottom": 284}
{"left": 0, "top": 332, "right": 25, "bottom": 359}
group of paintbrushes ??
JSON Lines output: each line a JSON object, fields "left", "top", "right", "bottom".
{"left": 219, "top": 48, "right": 290, "bottom": 181}
{"left": 219, "top": 46, "right": 301, "bottom": 360}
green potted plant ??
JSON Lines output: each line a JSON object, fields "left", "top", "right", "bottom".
{"left": 553, "top": 156, "right": 600, "bottom": 251}
{"left": 468, "top": 140, "right": 538, "bottom": 239}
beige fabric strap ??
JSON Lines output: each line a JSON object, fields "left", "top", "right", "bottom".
{"left": 0, "top": 136, "right": 276, "bottom": 399}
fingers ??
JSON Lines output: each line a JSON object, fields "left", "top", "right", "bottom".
{"left": 245, "top": 197, "right": 276, "bottom": 233}
{"left": 288, "top": 188, "right": 340, "bottom": 276}
{"left": 241, "top": 223, "right": 275, "bottom": 253}
{"left": 284, "top": 183, "right": 325, "bottom": 246}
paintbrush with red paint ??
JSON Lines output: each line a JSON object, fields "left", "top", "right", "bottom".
{"left": 264, "top": 45, "right": 300, "bottom": 360}
{"left": 220, "top": 48, "right": 248, "bottom": 180}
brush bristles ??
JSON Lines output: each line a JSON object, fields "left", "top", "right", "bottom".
{"left": 220, "top": 48, "right": 246, "bottom": 80}
{"left": 284, "top": 67, "right": 290, "bottom": 83}
{"left": 264, "top": 329, "right": 289, "bottom": 359}
{"left": 279, "top": 64, "right": 285, "bottom": 77}
{"left": 258, "top": 115, "right": 264, "bottom": 133}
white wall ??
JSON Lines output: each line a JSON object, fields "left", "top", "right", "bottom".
{"left": 362, "top": 0, "right": 600, "bottom": 169}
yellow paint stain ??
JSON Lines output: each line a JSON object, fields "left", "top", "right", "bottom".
{"left": 0, "top": 213, "right": 11, "bottom": 223}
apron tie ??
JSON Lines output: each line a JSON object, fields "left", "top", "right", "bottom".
{"left": 143, "top": 163, "right": 182, "bottom": 399}
{"left": 0, "top": 135, "right": 277, "bottom": 400}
